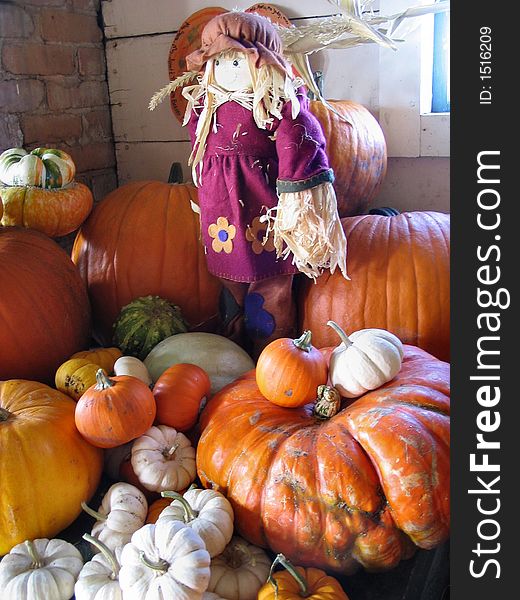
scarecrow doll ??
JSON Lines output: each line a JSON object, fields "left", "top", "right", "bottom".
{"left": 153, "top": 11, "right": 347, "bottom": 354}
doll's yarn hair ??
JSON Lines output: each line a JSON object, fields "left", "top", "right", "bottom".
{"left": 186, "top": 49, "right": 301, "bottom": 185}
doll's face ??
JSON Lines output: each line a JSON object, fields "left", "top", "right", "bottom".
{"left": 213, "top": 51, "right": 252, "bottom": 91}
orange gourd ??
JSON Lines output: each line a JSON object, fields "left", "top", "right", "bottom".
{"left": 146, "top": 497, "right": 172, "bottom": 524}
{"left": 299, "top": 211, "right": 450, "bottom": 361}
{"left": 75, "top": 370, "right": 156, "bottom": 448}
{"left": 0, "top": 379, "right": 103, "bottom": 555}
{"left": 0, "top": 227, "right": 91, "bottom": 383}
{"left": 0, "top": 183, "right": 93, "bottom": 238}
{"left": 258, "top": 554, "right": 349, "bottom": 599}
{"left": 309, "top": 100, "right": 387, "bottom": 217}
{"left": 71, "top": 180, "right": 221, "bottom": 345}
{"left": 255, "top": 331, "right": 328, "bottom": 407}
{"left": 153, "top": 363, "right": 211, "bottom": 431}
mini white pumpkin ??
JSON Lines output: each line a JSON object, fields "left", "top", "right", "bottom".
{"left": 119, "top": 520, "right": 210, "bottom": 600}
{"left": 157, "top": 487, "right": 234, "bottom": 557}
{"left": 327, "top": 320, "right": 404, "bottom": 398}
{"left": 82, "top": 482, "right": 148, "bottom": 551}
{"left": 131, "top": 424, "right": 197, "bottom": 492}
{"left": 0, "top": 538, "right": 83, "bottom": 600}
{"left": 75, "top": 534, "right": 123, "bottom": 600}
{"left": 113, "top": 356, "right": 152, "bottom": 387}
{"left": 207, "top": 536, "right": 271, "bottom": 600}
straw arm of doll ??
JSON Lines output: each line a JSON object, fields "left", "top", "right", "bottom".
{"left": 269, "top": 97, "right": 349, "bottom": 281}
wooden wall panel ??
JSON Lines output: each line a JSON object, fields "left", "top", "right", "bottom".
{"left": 102, "top": 0, "right": 335, "bottom": 38}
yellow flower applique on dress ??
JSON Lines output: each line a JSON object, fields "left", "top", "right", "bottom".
{"left": 208, "top": 216, "right": 236, "bottom": 254}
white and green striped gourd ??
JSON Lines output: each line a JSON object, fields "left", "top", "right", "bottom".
{"left": 0, "top": 147, "right": 76, "bottom": 189}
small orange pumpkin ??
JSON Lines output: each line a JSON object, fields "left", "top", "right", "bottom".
{"left": 255, "top": 331, "right": 328, "bottom": 407}
{"left": 258, "top": 554, "right": 349, "bottom": 599}
{"left": 153, "top": 363, "right": 211, "bottom": 431}
{"left": 145, "top": 497, "right": 172, "bottom": 524}
{"left": 75, "top": 369, "right": 156, "bottom": 448}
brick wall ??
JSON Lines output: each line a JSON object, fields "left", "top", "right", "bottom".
{"left": 0, "top": 0, "right": 117, "bottom": 235}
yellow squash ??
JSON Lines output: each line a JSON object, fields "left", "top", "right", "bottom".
{"left": 55, "top": 358, "right": 102, "bottom": 401}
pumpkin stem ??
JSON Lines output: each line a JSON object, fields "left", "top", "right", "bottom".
{"left": 25, "top": 540, "right": 45, "bottom": 569}
{"left": 81, "top": 500, "right": 106, "bottom": 522}
{"left": 0, "top": 407, "right": 11, "bottom": 422}
{"left": 292, "top": 330, "right": 313, "bottom": 353}
{"left": 94, "top": 368, "right": 113, "bottom": 389}
{"left": 139, "top": 550, "right": 170, "bottom": 573}
{"left": 160, "top": 491, "right": 198, "bottom": 522}
{"left": 313, "top": 385, "right": 342, "bottom": 419}
{"left": 327, "top": 321, "right": 353, "bottom": 348}
{"left": 83, "top": 533, "right": 120, "bottom": 579}
{"left": 268, "top": 553, "right": 308, "bottom": 597}
{"left": 222, "top": 539, "right": 256, "bottom": 569}
{"left": 164, "top": 443, "right": 180, "bottom": 458}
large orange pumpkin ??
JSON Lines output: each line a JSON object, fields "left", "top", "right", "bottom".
{"left": 0, "top": 227, "right": 91, "bottom": 383}
{"left": 71, "top": 180, "right": 222, "bottom": 345}
{"left": 197, "top": 346, "right": 450, "bottom": 573}
{"left": 309, "top": 100, "right": 387, "bottom": 217}
{"left": 0, "top": 379, "right": 103, "bottom": 555}
{"left": 298, "top": 211, "right": 450, "bottom": 361}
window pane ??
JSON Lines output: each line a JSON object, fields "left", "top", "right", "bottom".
{"left": 432, "top": 9, "right": 450, "bottom": 112}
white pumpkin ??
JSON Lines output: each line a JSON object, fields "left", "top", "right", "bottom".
{"left": 113, "top": 356, "right": 152, "bottom": 387}
{"left": 207, "top": 536, "right": 271, "bottom": 600}
{"left": 119, "top": 521, "right": 210, "bottom": 600}
{"left": 131, "top": 424, "right": 196, "bottom": 492}
{"left": 327, "top": 320, "right": 404, "bottom": 398}
{"left": 0, "top": 538, "right": 83, "bottom": 600}
{"left": 144, "top": 332, "right": 255, "bottom": 394}
{"left": 157, "top": 488, "right": 234, "bottom": 557}
{"left": 82, "top": 482, "right": 148, "bottom": 551}
{"left": 75, "top": 534, "right": 123, "bottom": 600}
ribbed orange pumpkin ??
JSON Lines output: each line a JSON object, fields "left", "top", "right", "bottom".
{"left": 0, "top": 379, "right": 103, "bottom": 555}
{"left": 298, "top": 211, "right": 450, "bottom": 361}
{"left": 197, "top": 346, "right": 450, "bottom": 574}
{"left": 0, "top": 183, "right": 93, "bottom": 237}
{"left": 75, "top": 370, "right": 156, "bottom": 448}
{"left": 71, "top": 180, "right": 222, "bottom": 345}
{"left": 309, "top": 100, "right": 387, "bottom": 217}
{"left": 0, "top": 227, "right": 91, "bottom": 383}
{"left": 256, "top": 331, "right": 328, "bottom": 408}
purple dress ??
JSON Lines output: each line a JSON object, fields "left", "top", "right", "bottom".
{"left": 187, "top": 91, "right": 333, "bottom": 282}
